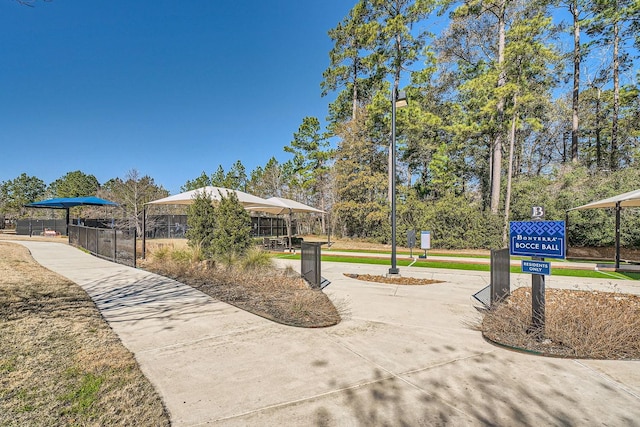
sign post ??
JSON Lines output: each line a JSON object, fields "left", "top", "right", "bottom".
{"left": 509, "top": 207, "right": 565, "bottom": 339}
{"left": 407, "top": 230, "right": 416, "bottom": 258}
{"left": 530, "top": 255, "right": 545, "bottom": 336}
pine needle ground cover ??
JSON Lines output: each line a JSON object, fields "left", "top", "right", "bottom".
{"left": 481, "top": 287, "right": 640, "bottom": 359}
{"left": 344, "top": 273, "right": 443, "bottom": 286}
{"left": 142, "top": 247, "right": 342, "bottom": 328}
{"left": 0, "top": 242, "right": 170, "bottom": 426}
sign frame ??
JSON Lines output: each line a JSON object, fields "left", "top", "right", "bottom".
{"left": 509, "top": 220, "right": 566, "bottom": 259}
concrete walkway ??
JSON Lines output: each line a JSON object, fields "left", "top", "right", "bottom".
{"left": 5, "top": 240, "right": 640, "bottom": 426}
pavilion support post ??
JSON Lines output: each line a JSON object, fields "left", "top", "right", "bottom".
{"left": 565, "top": 211, "right": 569, "bottom": 258}
{"left": 142, "top": 205, "right": 147, "bottom": 260}
{"left": 615, "top": 202, "right": 621, "bottom": 269}
{"left": 327, "top": 212, "right": 331, "bottom": 247}
{"left": 287, "top": 210, "right": 293, "bottom": 250}
{"left": 65, "top": 208, "right": 70, "bottom": 237}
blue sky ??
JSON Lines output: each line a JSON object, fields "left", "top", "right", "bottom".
{"left": 1, "top": 0, "right": 351, "bottom": 194}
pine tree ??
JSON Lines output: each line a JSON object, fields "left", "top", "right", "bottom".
{"left": 186, "top": 191, "right": 216, "bottom": 258}
{"left": 181, "top": 171, "right": 212, "bottom": 192}
{"left": 212, "top": 191, "right": 252, "bottom": 261}
{"left": 586, "top": 0, "right": 637, "bottom": 170}
{"left": 322, "top": 0, "right": 381, "bottom": 122}
{"left": 332, "top": 108, "right": 389, "bottom": 240}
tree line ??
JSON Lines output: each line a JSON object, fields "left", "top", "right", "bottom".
{"left": 0, "top": 170, "right": 168, "bottom": 237}
{"left": 2, "top": 0, "right": 639, "bottom": 249}
{"left": 307, "top": 0, "right": 639, "bottom": 248}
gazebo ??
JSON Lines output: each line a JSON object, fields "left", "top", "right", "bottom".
{"left": 24, "top": 196, "right": 118, "bottom": 236}
{"left": 143, "top": 186, "right": 282, "bottom": 257}
{"left": 145, "top": 186, "right": 282, "bottom": 210}
{"left": 569, "top": 189, "right": 640, "bottom": 269}
{"left": 246, "top": 196, "right": 325, "bottom": 249}
{"left": 143, "top": 187, "right": 325, "bottom": 256}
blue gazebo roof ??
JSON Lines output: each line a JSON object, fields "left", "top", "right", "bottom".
{"left": 25, "top": 196, "right": 118, "bottom": 209}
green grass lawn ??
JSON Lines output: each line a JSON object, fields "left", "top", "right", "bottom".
{"left": 324, "top": 248, "right": 583, "bottom": 263}
{"left": 277, "top": 253, "right": 640, "bottom": 280}
{"left": 325, "top": 248, "right": 491, "bottom": 259}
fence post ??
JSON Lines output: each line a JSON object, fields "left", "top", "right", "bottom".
{"left": 314, "top": 244, "right": 321, "bottom": 288}
{"left": 133, "top": 228, "right": 137, "bottom": 268}
{"left": 490, "top": 248, "right": 511, "bottom": 305}
{"left": 113, "top": 228, "right": 117, "bottom": 263}
{"left": 142, "top": 206, "right": 146, "bottom": 259}
{"left": 301, "top": 242, "right": 323, "bottom": 289}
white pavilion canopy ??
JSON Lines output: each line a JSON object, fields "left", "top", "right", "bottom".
{"left": 569, "top": 188, "right": 640, "bottom": 269}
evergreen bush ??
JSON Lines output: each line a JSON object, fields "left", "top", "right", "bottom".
{"left": 186, "top": 191, "right": 216, "bottom": 258}
{"left": 212, "top": 191, "right": 252, "bottom": 262}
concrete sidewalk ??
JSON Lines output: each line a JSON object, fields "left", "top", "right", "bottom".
{"left": 6, "top": 240, "right": 640, "bottom": 426}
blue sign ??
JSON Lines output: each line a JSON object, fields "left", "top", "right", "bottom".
{"left": 522, "top": 260, "right": 551, "bottom": 275}
{"left": 509, "top": 221, "right": 566, "bottom": 259}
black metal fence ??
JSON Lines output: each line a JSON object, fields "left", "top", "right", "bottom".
{"left": 301, "top": 242, "right": 330, "bottom": 289}
{"left": 252, "top": 216, "right": 290, "bottom": 237}
{"left": 69, "top": 224, "right": 136, "bottom": 267}
{"left": 145, "top": 215, "right": 188, "bottom": 239}
{"left": 473, "top": 248, "right": 511, "bottom": 308}
{"left": 143, "top": 214, "right": 292, "bottom": 239}
{"left": 16, "top": 219, "right": 67, "bottom": 236}
{"left": 490, "top": 248, "right": 511, "bottom": 305}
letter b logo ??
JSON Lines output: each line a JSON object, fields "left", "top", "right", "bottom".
{"left": 531, "top": 206, "right": 545, "bottom": 219}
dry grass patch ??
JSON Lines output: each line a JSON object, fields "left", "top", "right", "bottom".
{"left": 482, "top": 287, "right": 640, "bottom": 359}
{"left": 0, "top": 242, "right": 170, "bottom": 426}
{"left": 142, "top": 247, "right": 341, "bottom": 328}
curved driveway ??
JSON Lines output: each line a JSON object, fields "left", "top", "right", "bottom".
{"left": 7, "top": 240, "right": 640, "bottom": 426}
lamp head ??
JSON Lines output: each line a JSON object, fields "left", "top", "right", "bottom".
{"left": 395, "top": 90, "right": 408, "bottom": 108}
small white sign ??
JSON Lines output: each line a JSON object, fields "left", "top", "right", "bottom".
{"left": 421, "top": 231, "right": 431, "bottom": 250}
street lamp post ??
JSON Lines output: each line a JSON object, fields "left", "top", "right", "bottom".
{"left": 389, "top": 89, "right": 407, "bottom": 276}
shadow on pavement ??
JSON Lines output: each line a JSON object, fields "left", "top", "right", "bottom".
{"left": 81, "top": 270, "right": 215, "bottom": 326}
{"left": 311, "top": 348, "right": 640, "bottom": 426}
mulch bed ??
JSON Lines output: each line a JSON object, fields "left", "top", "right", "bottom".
{"left": 143, "top": 265, "right": 342, "bottom": 329}
{"left": 482, "top": 287, "right": 640, "bottom": 359}
{"left": 344, "top": 273, "right": 443, "bottom": 286}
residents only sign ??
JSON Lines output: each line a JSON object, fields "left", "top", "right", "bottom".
{"left": 522, "top": 260, "right": 551, "bottom": 275}
{"left": 509, "top": 221, "right": 566, "bottom": 259}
